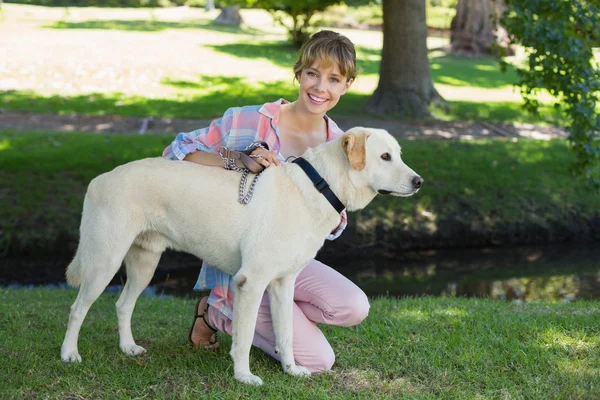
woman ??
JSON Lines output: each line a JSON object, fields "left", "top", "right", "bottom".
{"left": 162, "top": 30, "right": 370, "bottom": 373}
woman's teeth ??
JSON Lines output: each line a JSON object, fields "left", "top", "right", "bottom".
{"left": 308, "top": 94, "right": 327, "bottom": 104}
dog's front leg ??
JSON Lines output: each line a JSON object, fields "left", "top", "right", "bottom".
{"left": 267, "top": 274, "right": 311, "bottom": 378}
{"left": 230, "top": 273, "right": 265, "bottom": 386}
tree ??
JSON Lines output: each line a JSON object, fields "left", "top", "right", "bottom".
{"left": 226, "top": 0, "right": 342, "bottom": 46}
{"left": 367, "top": 0, "right": 446, "bottom": 117}
{"left": 449, "top": 0, "right": 513, "bottom": 56}
{"left": 214, "top": 6, "right": 243, "bottom": 26}
{"left": 502, "top": 0, "right": 600, "bottom": 186}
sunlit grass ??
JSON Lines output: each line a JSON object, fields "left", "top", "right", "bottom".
{"left": 1, "top": 288, "right": 599, "bottom": 399}
{"left": 46, "top": 18, "right": 269, "bottom": 36}
{"left": 0, "top": 3, "right": 561, "bottom": 123}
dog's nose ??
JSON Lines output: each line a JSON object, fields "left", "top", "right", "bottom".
{"left": 412, "top": 175, "right": 423, "bottom": 189}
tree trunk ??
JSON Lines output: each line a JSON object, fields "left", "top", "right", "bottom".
{"left": 450, "top": 0, "right": 514, "bottom": 56}
{"left": 205, "top": 0, "right": 215, "bottom": 12}
{"left": 214, "top": 6, "right": 243, "bottom": 26}
{"left": 367, "top": 0, "right": 445, "bottom": 117}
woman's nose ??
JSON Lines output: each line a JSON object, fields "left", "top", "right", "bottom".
{"left": 313, "top": 77, "right": 325, "bottom": 92}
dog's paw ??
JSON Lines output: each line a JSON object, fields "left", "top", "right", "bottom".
{"left": 120, "top": 344, "right": 147, "bottom": 356}
{"left": 61, "top": 351, "right": 82, "bottom": 363}
{"left": 285, "top": 364, "right": 311, "bottom": 378}
{"left": 235, "top": 372, "right": 263, "bottom": 386}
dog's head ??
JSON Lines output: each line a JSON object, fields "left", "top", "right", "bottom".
{"left": 341, "top": 127, "right": 423, "bottom": 198}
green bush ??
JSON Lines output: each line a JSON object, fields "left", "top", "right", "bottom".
{"left": 502, "top": 0, "right": 600, "bottom": 187}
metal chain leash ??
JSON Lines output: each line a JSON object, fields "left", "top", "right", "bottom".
{"left": 219, "top": 142, "right": 267, "bottom": 205}
{"left": 238, "top": 169, "right": 261, "bottom": 205}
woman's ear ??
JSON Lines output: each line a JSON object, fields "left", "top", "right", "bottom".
{"left": 343, "top": 78, "right": 354, "bottom": 94}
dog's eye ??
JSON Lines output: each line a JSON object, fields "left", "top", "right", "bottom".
{"left": 381, "top": 153, "right": 391, "bottom": 161}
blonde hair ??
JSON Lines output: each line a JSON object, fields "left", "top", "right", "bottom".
{"left": 293, "top": 30, "right": 357, "bottom": 82}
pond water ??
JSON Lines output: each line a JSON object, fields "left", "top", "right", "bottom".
{"left": 2, "top": 244, "right": 599, "bottom": 303}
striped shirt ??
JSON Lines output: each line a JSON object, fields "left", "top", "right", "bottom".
{"left": 162, "top": 98, "right": 347, "bottom": 319}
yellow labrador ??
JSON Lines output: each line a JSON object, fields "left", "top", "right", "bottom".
{"left": 61, "top": 127, "right": 422, "bottom": 385}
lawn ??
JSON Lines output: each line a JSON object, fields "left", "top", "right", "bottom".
{"left": 1, "top": 288, "right": 599, "bottom": 399}
{"left": 0, "top": 4, "right": 561, "bottom": 124}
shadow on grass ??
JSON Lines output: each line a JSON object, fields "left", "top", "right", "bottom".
{"left": 45, "top": 19, "right": 265, "bottom": 35}
{"left": 206, "top": 42, "right": 518, "bottom": 89}
{"left": 0, "top": 86, "right": 564, "bottom": 125}
{"left": 0, "top": 85, "right": 366, "bottom": 120}
{"left": 206, "top": 42, "right": 382, "bottom": 76}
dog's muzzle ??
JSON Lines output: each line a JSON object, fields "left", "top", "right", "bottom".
{"left": 378, "top": 175, "right": 423, "bottom": 195}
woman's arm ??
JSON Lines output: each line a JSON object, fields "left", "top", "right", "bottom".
{"left": 183, "top": 151, "right": 224, "bottom": 167}
{"left": 162, "top": 108, "right": 279, "bottom": 169}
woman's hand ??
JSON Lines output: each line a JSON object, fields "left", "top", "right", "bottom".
{"left": 250, "top": 148, "right": 282, "bottom": 168}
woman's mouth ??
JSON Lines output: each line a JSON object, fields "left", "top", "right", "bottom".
{"left": 308, "top": 93, "right": 328, "bottom": 105}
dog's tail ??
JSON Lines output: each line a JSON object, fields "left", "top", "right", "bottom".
{"left": 66, "top": 252, "right": 82, "bottom": 287}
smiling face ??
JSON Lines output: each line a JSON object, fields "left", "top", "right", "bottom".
{"left": 296, "top": 61, "right": 353, "bottom": 116}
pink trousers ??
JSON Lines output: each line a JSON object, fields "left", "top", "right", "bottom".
{"left": 206, "top": 259, "right": 370, "bottom": 373}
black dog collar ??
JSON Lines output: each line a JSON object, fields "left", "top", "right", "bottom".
{"left": 292, "top": 157, "right": 345, "bottom": 214}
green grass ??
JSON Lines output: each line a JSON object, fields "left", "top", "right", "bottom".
{"left": 45, "top": 18, "right": 268, "bottom": 35}
{"left": 1, "top": 288, "right": 599, "bottom": 399}
{"left": 429, "top": 54, "right": 519, "bottom": 89}
{"left": 426, "top": 6, "right": 456, "bottom": 30}
{"left": 0, "top": 88, "right": 566, "bottom": 125}
{"left": 0, "top": 3, "right": 566, "bottom": 124}
{"left": 319, "top": 4, "right": 455, "bottom": 30}
{"left": 0, "top": 131, "right": 172, "bottom": 254}
{"left": 359, "top": 137, "right": 600, "bottom": 244}
{"left": 1, "top": 130, "right": 599, "bottom": 254}
{"left": 0, "top": 48, "right": 534, "bottom": 122}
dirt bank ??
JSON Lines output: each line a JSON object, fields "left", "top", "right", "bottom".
{"left": 0, "top": 111, "right": 568, "bottom": 140}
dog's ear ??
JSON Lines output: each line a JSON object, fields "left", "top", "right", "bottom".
{"left": 341, "top": 132, "right": 371, "bottom": 171}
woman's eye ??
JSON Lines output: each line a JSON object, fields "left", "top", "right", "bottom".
{"left": 330, "top": 78, "right": 339, "bottom": 83}
{"left": 307, "top": 71, "right": 316, "bottom": 76}
{"left": 381, "top": 153, "right": 391, "bottom": 161}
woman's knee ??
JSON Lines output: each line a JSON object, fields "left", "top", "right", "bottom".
{"left": 338, "top": 290, "right": 370, "bottom": 327}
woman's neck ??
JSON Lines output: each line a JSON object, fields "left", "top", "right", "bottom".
{"left": 282, "top": 101, "right": 327, "bottom": 135}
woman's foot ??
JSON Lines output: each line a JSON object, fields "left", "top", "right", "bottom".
{"left": 188, "top": 296, "right": 220, "bottom": 350}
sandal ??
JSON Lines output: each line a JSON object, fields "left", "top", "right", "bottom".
{"left": 188, "top": 296, "right": 220, "bottom": 350}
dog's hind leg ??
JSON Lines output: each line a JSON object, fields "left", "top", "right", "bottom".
{"left": 267, "top": 274, "right": 310, "bottom": 378}
{"left": 116, "top": 244, "right": 162, "bottom": 356}
{"left": 229, "top": 271, "right": 268, "bottom": 386}
{"left": 61, "top": 226, "right": 138, "bottom": 363}
{"left": 61, "top": 252, "right": 130, "bottom": 363}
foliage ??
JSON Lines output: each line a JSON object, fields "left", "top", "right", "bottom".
{"left": 224, "top": 0, "right": 346, "bottom": 45}
{"left": 5, "top": 0, "right": 196, "bottom": 7}
{"left": 501, "top": 0, "right": 600, "bottom": 187}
